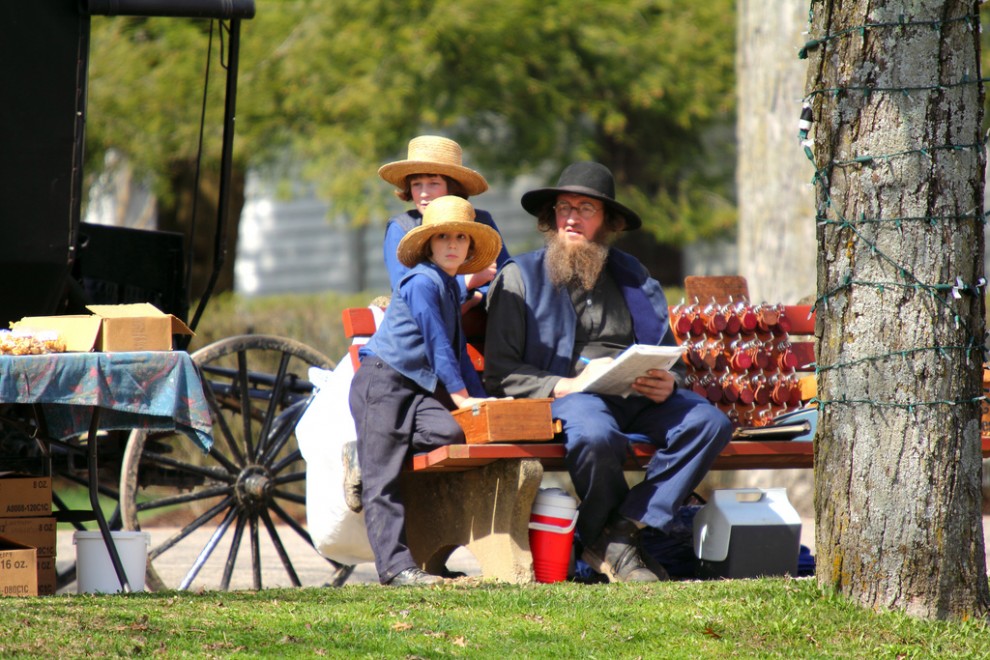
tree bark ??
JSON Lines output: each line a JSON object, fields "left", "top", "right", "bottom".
{"left": 157, "top": 158, "right": 245, "bottom": 320}
{"left": 737, "top": 1, "right": 816, "bottom": 304}
{"left": 806, "top": 0, "right": 989, "bottom": 619}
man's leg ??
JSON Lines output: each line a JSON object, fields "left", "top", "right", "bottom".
{"left": 552, "top": 393, "right": 630, "bottom": 545}
{"left": 618, "top": 388, "right": 732, "bottom": 533}
{"left": 552, "top": 393, "right": 658, "bottom": 582}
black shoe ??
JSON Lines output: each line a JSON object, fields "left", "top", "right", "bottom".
{"left": 342, "top": 441, "right": 363, "bottom": 513}
{"left": 386, "top": 568, "right": 442, "bottom": 587}
{"left": 580, "top": 516, "right": 660, "bottom": 583}
{"left": 637, "top": 536, "right": 672, "bottom": 582}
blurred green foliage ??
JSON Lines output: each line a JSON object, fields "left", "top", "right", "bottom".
{"left": 186, "top": 290, "right": 385, "bottom": 362}
{"left": 187, "top": 284, "right": 687, "bottom": 363}
{"left": 85, "top": 0, "right": 737, "bottom": 245}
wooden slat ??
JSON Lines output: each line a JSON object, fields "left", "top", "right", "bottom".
{"left": 783, "top": 304, "right": 816, "bottom": 336}
{"left": 408, "top": 443, "right": 566, "bottom": 472}
{"left": 408, "top": 436, "right": 990, "bottom": 474}
{"left": 791, "top": 342, "right": 816, "bottom": 370}
{"left": 466, "top": 344, "right": 485, "bottom": 372}
{"left": 348, "top": 344, "right": 362, "bottom": 371}
{"left": 342, "top": 307, "right": 378, "bottom": 339}
{"left": 684, "top": 275, "right": 749, "bottom": 304}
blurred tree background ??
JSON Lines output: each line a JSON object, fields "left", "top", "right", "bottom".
{"left": 83, "top": 3, "right": 990, "bottom": 302}
{"left": 84, "top": 0, "right": 737, "bottom": 284}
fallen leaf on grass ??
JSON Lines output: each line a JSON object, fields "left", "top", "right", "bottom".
{"left": 703, "top": 627, "right": 722, "bottom": 639}
{"left": 392, "top": 622, "right": 413, "bottom": 632}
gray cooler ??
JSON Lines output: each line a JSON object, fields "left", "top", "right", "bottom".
{"left": 693, "top": 488, "right": 802, "bottom": 579}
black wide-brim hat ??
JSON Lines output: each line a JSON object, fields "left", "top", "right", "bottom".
{"left": 520, "top": 161, "right": 642, "bottom": 230}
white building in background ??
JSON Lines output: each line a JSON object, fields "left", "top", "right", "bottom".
{"left": 234, "top": 172, "right": 547, "bottom": 297}
{"left": 83, "top": 158, "right": 742, "bottom": 298}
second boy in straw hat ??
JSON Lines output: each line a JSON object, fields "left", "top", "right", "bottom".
{"left": 348, "top": 195, "right": 502, "bottom": 586}
{"left": 379, "top": 135, "right": 510, "bottom": 312}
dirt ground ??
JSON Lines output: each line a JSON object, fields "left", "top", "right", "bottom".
{"left": 55, "top": 516, "right": 990, "bottom": 593}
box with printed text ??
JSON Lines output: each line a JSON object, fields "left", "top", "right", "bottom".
{"left": 0, "top": 517, "right": 57, "bottom": 558}
{"left": 0, "top": 535, "right": 37, "bottom": 597}
{"left": 0, "top": 476, "right": 52, "bottom": 518}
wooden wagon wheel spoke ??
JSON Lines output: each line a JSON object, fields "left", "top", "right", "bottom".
{"left": 147, "top": 496, "right": 235, "bottom": 562}
{"left": 260, "top": 509, "right": 302, "bottom": 587}
{"left": 235, "top": 350, "right": 256, "bottom": 462}
{"left": 219, "top": 513, "right": 249, "bottom": 591}
{"left": 253, "top": 352, "right": 293, "bottom": 463}
{"left": 139, "top": 449, "right": 237, "bottom": 484}
{"left": 120, "top": 334, "right": 350, "bottom": 592}
{"left": 201, "top": 380, "right": 248, "bottom": 467}
{"left": 271, "top": 488, "right": 305, "bottom": 506}
{"left": 269, "top": 448, "right": 304, "bottom": 476}
{"left": 267, "top": 498, "right": 313, "bottom": 545}
{"left": 258, "top": 400, "right": 309, "bottom": 467}
{"left": 178, "top": 505, "right": 239, "bottom": 591}
{"left": 134, "top": 485, "right": 232, "bottom": 513}
{"left": 266, "top": 498, "right": 354, "bottom": 585}
{"left": 249, "top": 515, "right": 262, "bottom": 590}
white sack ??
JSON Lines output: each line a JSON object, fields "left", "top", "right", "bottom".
{"left": 296, "top": 307, "right": 384, "bottom": 566}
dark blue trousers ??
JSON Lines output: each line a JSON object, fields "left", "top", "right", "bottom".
{"left": 551, "top": 389, "right": 732, "bottom": 545}
{"left": 348, "top": 357, "right": 464, "bottom": 583}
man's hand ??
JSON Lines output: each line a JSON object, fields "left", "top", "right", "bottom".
{"left": 552, "top": 357, "right": 614, "bottom": 398}
{"left": 630, "top": 369, "right": 676, "bottom": 403}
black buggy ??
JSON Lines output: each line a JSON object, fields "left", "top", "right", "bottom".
{"left": 1, "top": 1, "right": 354, "bottom": 592}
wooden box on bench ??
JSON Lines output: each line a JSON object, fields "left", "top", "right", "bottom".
{"left": 452, "top": 398, "right": 557, "bottom": 444}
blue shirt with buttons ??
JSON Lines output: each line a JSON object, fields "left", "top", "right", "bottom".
{"left": 360, "top": 261, "right": 485, "bottom": 397}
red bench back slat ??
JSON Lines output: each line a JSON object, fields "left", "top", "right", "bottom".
{"left": 342, "top": 307, "right": 380, "bottom": 370}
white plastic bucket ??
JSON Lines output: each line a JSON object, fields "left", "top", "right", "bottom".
{"left": 73, "top": 531, "right": 151, "bottom": 594}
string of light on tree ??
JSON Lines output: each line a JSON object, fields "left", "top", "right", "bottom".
{"left": 798, "top": 8, "right": 987, "bottom": 413}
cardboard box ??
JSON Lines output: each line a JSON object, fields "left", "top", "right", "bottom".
{"left": 0, "top": 536, "right": 38, "bottom": 597}
{"left": 13, "top": 303, "right": 192, "bottom": 352}
{"left": 0, "top": 476, "right": 52, "bottom": 518}
{"left": 0, "top": 517, "right": 56, "bottom": 557}
{"left": 36, "top": 555, "right": 55, "bottom": 596}
{"left": 452, "top": 398, "right": 558, "bottom": 444}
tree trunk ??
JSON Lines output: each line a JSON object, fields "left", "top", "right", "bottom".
{"left": 157, "top": 157, "right": 245, "bottom": 321}
{"left": 737, "top": 1, "right": 816, "bottom": 304}
{"left": 806, "top": 0, "right": 989, "bottom": 619}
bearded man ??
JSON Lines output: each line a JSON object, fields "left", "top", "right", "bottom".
{"left": 484, "top": 162, "right": 732, "bottom": 583}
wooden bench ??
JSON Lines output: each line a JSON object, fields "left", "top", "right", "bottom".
{"left": 340, "top": 276, "right": 990, "bottom": 582}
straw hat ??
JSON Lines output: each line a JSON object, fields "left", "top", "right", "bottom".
{"left": 396, "top": 196, "right": 502, "bottom": 274}
{"left": 378, "top": 136, "right": 489, "bottom": 196}
{"left": 520, "top": 161, "right": 642, "bottom": 230}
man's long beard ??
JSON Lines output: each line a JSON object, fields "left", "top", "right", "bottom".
{"left": 545, "top": 232, "right": 610, "bottom": 290}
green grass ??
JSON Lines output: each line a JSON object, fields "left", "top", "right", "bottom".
{"left": 3, "top": 579, "right": 989, "bottom": 657}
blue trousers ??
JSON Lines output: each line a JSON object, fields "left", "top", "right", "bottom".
{"left": 348, "top": 357, "right": 464, "bottom": 583}
{"left": 551, "top": 388, "right": 732, "bottom": 545}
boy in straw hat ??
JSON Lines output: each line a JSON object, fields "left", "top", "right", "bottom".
{"left": 379, "top": 135, "right": 510, "bottom": 312}
{"left": 348, "top": 195, "right": 503, "bottom": 586}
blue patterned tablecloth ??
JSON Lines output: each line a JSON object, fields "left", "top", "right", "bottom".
{"left": 0, "top": 351, "right": 214, "bottom": 452}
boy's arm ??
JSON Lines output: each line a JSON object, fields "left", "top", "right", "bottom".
{"left": 403, "top": 275, "right": 469, "bottom": 395}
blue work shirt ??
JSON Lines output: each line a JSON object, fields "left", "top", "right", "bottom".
{"left": 383, "top": 208, "right": 511, "bottom": 302}
{"left": 360, "top": 261, "right": 485, "bottom": 397}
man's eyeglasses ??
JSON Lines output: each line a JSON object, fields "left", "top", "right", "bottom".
{"left": 554, "top": 201, "right": 600, "bottom": 220}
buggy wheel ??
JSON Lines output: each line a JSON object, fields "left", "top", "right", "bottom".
{"left": 119, "top": 334, "right": 354, "bottom": 591}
